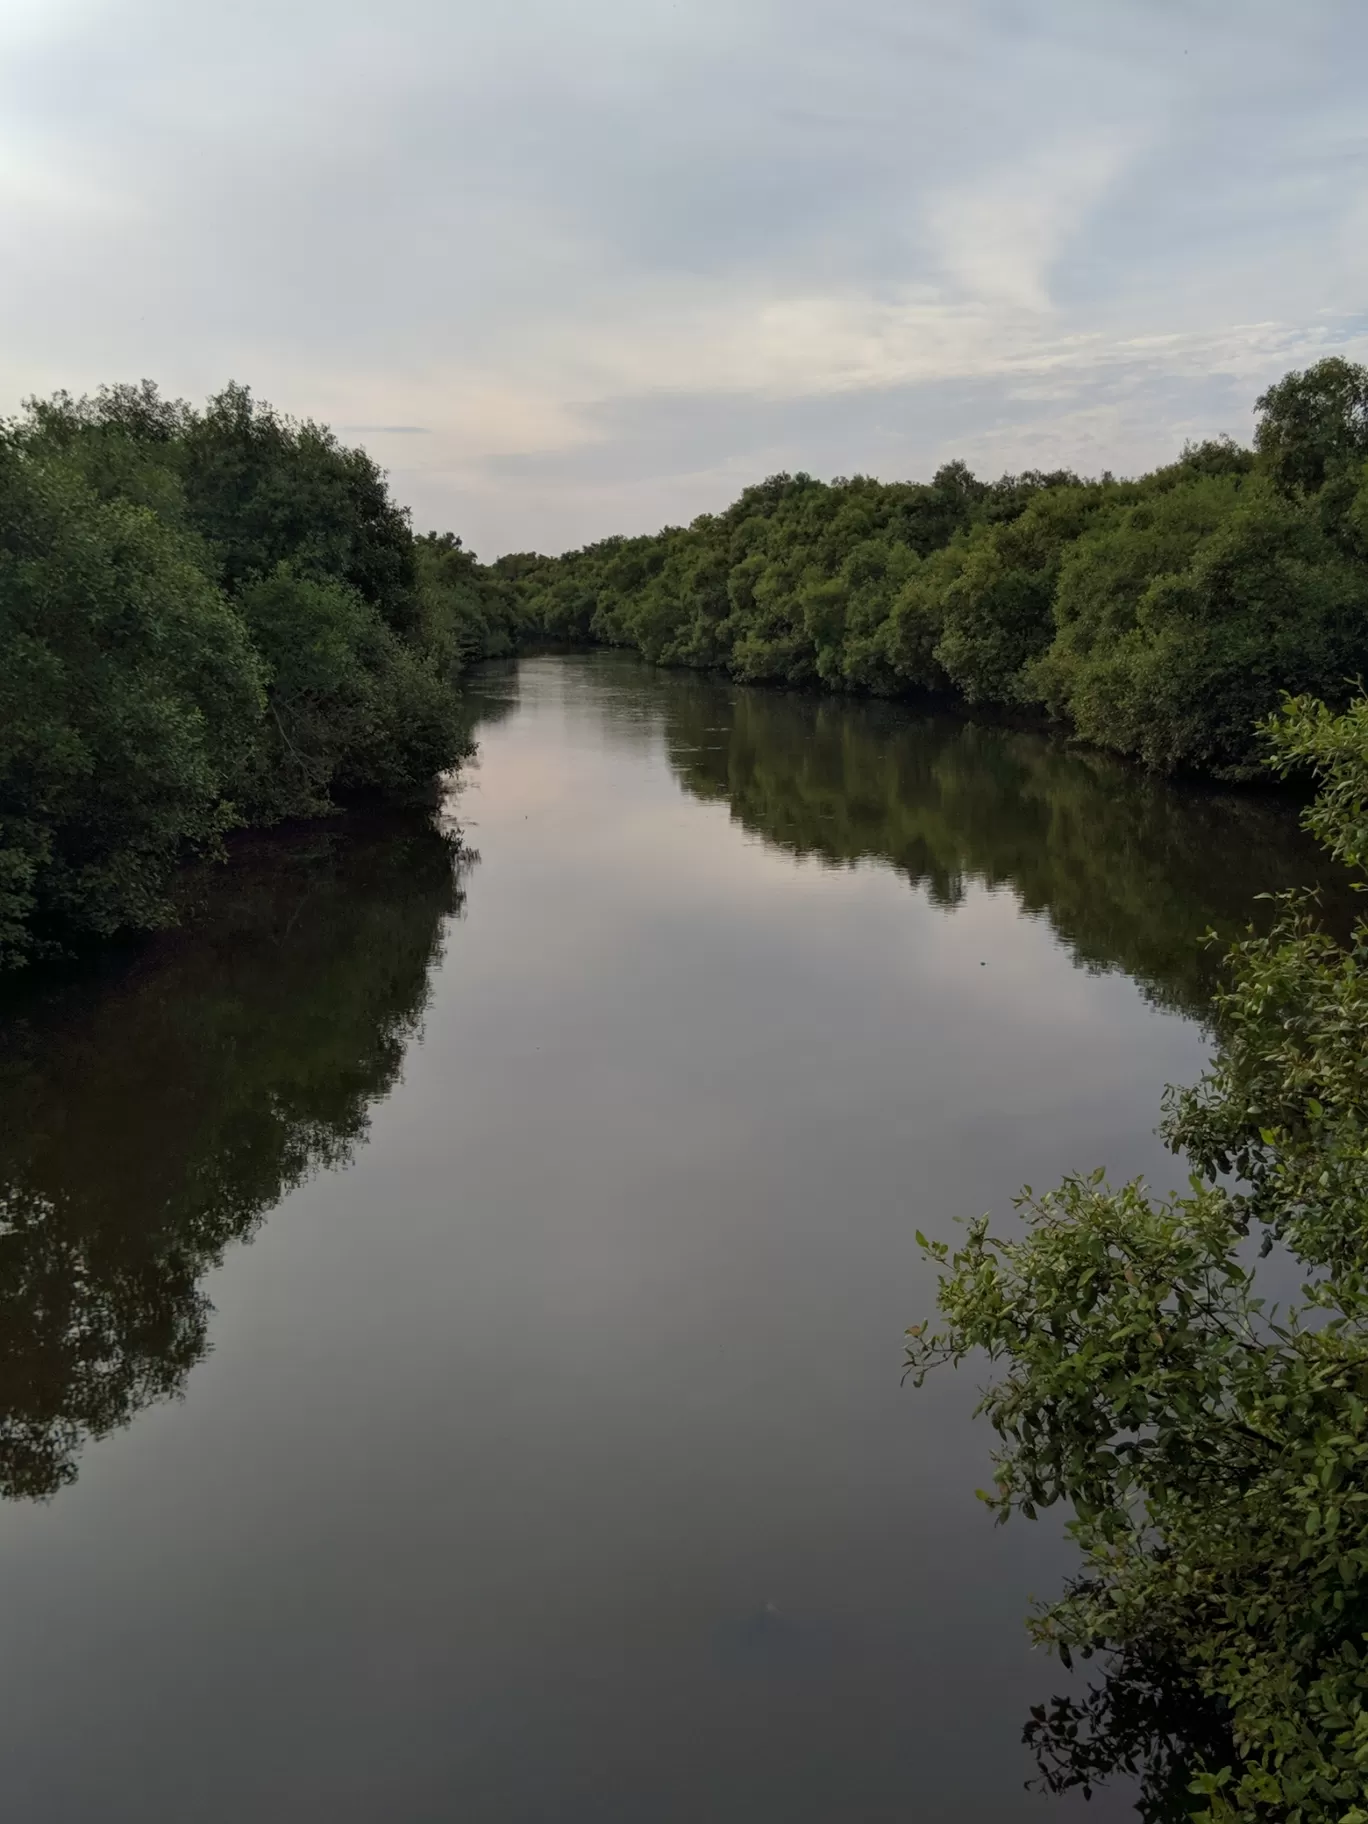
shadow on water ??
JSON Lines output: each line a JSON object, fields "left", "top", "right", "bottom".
{"left": 1022, "top": 1640, "right": 1238, "bottom": 1824}
{"left": 0, "top": 810, "right": 468, "bottom": 1501}
{"left": 650, "top": 667, "right": 1347, "bottom": 1019}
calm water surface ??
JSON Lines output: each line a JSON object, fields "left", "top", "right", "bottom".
{"left": 0, "top": 656, "right": 1339, "bottom": 1821}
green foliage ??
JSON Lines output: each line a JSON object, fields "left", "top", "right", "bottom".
{"left": 906, "top": 692, "right": 1368, "bottom": 1820}
{"left": 934, "top": 481, "right": 1126, "bottom": 704}
{"left": 1032, "top": 472, "right": 1248, "bottom": 725}
{"left": 1037, "top": 475, "right": 1368, "bottom": 776}
{"left": 514, "top": 468, "right": 1005, "bottom": 688}
{"left": 179, "top": 381, "right": 423, "bottom": 634}
{"left": 1, "top": 379, "right": 519, "bottom": 968}
{"left": 514, "top": 361, "right": 1368, "bottom": 780}
{"left": 414, "top": 531, "right": 530, "bottom": 671}
{"left": 231, "top": 567, "right": 464, "bottom": 822}
{"left": 0, "top": 435, "right": 265, "bottom": 968}
{"left": 1256, "top": 359, "right": 1368, "bottom": 497}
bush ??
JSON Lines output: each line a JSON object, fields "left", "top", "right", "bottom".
{"left": 230, "top": 567, "right": 463, "bottom": 822}
{"left": 1061, "top": 483, "right": 1368, "bottom": 775}
{"left": 0, "top": 439, "right": 264, "bottom": 966}
{"left": 512, "top": 360, "right": 1368, "bottom": 780}
{"left": 0, "top": 380, "right": 511, "bottom": 968}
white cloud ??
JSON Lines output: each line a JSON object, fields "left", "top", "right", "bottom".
{"left": 1, "top": 0, "right": 1366, "bottom": 550}
{"left": 925, "top": 137, "right": 1137, "bottom": 312}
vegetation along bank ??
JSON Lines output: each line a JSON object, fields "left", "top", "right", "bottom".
{"left": 0, "top": 382, "right": 525, "bottom": 970}
{"left": 512, "top": 358, "right": 1368, "bottom": 779}
{"left": 5, "top": 356, "right": 1368, "bottom": 969}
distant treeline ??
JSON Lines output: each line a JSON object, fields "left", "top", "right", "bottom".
{"left": 506, "top": 359, "right": 1368, "bottom": 780}
{"left": 0, "top": 382, "right": 525, "bottom": 968}
{"left": 7, "top": 360, "right": 1368, "bottom": 969}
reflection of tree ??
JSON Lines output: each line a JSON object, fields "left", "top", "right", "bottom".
{"left": 451, "top": 659, "right": 521, "bottom": 748}
{"left": 0, "top": 814, "right": 466, "bottom": 1499}
{"left": 1023, "top": 1640, "right": 1234, "bottom": 1823}
{"left": 659, "top": 677, "right": 1346, "bottom": 1016}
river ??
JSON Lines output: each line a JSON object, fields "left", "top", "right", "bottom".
{"left": 0, "top": 653, "right": 1340, "bottom": 1821}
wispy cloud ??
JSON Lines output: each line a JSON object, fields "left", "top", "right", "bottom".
{"left": 1, "top": 0, "right": 1365, "bottom": 552}
{"left": 925, "top": 137, "right": 1138, "bottom": 312}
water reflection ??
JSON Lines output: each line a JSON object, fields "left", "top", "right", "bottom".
{"left": 0, "top": 815, "right": 465, "bottom": 1499}
{"left": 655, "top": 674, "right": 1341, "bottom": 1017}
{"left": 0, "top": 656, "right": 1334, "bottom": 1818}
{"left": 1024, "top": 1643, "right": 1234, "bottom": 1824}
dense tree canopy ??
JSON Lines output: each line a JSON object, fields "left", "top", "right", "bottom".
{"left": 511, "top": 362, "right": 1368, "bottom": 781}
{"left": 0, "top": 382, "right": 520, "bottom": 969}
{"left": 1255, "top": 358, "right": 1368, "bottom": 498}
{"left": 0, "top": 433, "right": 264, "bottom": 965}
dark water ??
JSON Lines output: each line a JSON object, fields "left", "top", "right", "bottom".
{"left": 0, "top": 655, "right": 1340, "bottom": 1821}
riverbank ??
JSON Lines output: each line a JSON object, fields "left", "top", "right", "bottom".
{"left": 502, "top": 360, "right": 1368, "bottom": 783}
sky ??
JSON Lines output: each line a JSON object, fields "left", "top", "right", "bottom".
{"left": 2, "top": 0, "right": 1367, "bottom": 556}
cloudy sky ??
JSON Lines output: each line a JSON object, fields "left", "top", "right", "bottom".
{"left": 3, "top": 0, "right": 1366, "bottom": 555}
